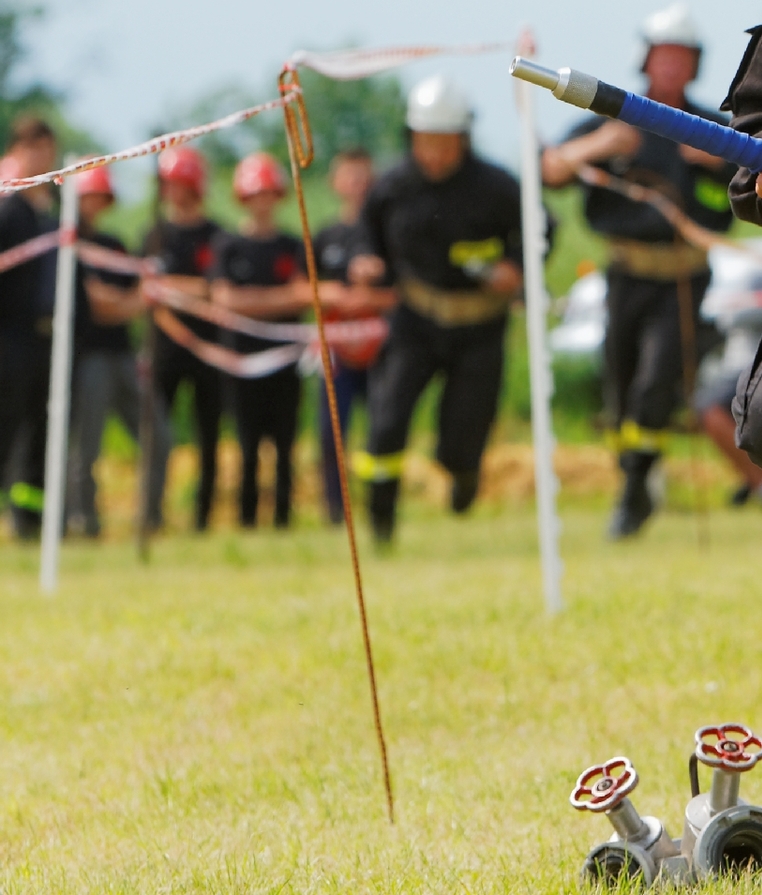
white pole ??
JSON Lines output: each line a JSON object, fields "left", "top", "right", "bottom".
{"left": 516, "top": 60, "right": 564, "bottom": 614}
{"left": 40, "top": 164, "right": 78, "bottom": 594}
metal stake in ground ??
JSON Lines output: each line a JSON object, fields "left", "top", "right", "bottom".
{"left": 40, "top": 163, "right": 79, "bottom": 594}
{"left": 514, "top": 32, "right": 563, "bottom": 615}
{"left": 279, "top": 66, "right": 395, "bottom": 823}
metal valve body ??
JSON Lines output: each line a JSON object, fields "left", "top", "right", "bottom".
{"left": 571, "top": 724, "right": 762, "bottom": 887}
{"left": 683, "top": 724, "right": 762, "bottom": 876}
{"left": 570, "top": 757, "right": 679, "bottom": 885}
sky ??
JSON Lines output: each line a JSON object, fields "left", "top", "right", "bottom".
{"left": 13, "top": 0, "right": 762, "bottom": 196}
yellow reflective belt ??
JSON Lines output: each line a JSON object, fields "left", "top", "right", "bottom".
{"left": 9, "top": 482, "right": 45, "bottom": 513}
{"left": 619, "top": 420, "right": 669, "bottom": 454}
{"left": 352, "top": 451, "right": 405, "bottom": 482}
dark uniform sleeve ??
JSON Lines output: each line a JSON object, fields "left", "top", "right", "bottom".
{"left": 499, "top": 170, "right": 524, "bottom": 268}
{"left": 723, "top": 25, "right": 762, "bottom": 225}
{"left": 356, "top": 182, "right": 390, "bottom": 264}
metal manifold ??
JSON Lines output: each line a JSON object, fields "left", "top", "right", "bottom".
{"left": 571, "top": 723, "right": 762, "bottom": 886}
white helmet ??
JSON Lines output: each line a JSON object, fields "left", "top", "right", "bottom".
{"left": 406, "top": 75, "right": 473, "bottom": 134}
{"left": 637, "top": 3, "right": 702, "bottom": 72}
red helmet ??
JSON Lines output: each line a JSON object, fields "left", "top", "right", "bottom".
{"left": 233, "top": 152, "right": 287, "bottom": 200}
{"left": 74, "top": 164, "right": 115, "bottom": 199}
{"left": 158, "top": 146, "right": 206, "bottom": 196}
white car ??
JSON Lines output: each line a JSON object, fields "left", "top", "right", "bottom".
{"left": 550, "top": 240, "right": 762, "bottom": 366}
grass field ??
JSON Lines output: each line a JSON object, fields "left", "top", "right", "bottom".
{"left": 3, "top": 459, "right": 762, "bottom": 893}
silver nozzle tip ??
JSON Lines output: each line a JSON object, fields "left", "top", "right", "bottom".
{"left": 510, "top": 56, "right": 560, "bottom": 92}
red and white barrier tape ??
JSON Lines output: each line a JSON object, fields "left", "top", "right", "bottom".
{"left": 0, "top": 227, "right": 74, "bottom": 273}
{"left": 153, "top": 307, "right": 305, "bottom": 378}
{"left": 152, "top": 283, "right": 389, "bottom": 346}
{"left": 0, "top": 229, "right": 389, "bottom": 346}
{"left": 288, "top": 42, "right": 508, "bottom": 80}
{"left": 0, "top": 229, "right": 155, "bottom": 276}
{"left": 76, "top": 240, "right": 155, "bottom": 276}
{"left": 577, "top": 164, "right": 762, "bottom": 262}
{"left": 0, "top": 41, "right": 512, "bottom": 195}
{"left": 0, "top": 91, "right": 299, "bottom": 194}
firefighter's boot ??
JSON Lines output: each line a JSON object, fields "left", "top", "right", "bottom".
{"left": 451, "top": 470, "right": 479, "bottom": 514}
{"left": 608, "top": 451, "right": 657, "bottom": 540}
{"left": 369, "top": 479, "right": 399, "bottom": 544}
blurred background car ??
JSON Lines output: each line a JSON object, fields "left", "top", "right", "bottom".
{"left": 550, "top": 240, "right": 762, "bottom": 384}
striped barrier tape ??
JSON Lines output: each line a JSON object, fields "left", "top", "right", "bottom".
{"left": 75, "top": 240, "right": 157, "bottom": 276}
{"left": 287, "top": 42, "right": 509, "bottom": 80}
{"left": 153, "top": 306, "right": 306, "bottom": 378}
{"left": 150, "top": 282, "right": 389, "bottom": 346}
{"left": 576, "top": 164, "right": 762, "bottom": 261}
{"left": 0, "top": 91, "right": 300, "bottom": 193}
{"left": 0, "top": 229, "right": 390, "bottom": 347}
{"left": 0, "top": 42, "right": 511, "bottom": 195}
{"left": 0, "top": 227, "right": 74, "bottom": 273}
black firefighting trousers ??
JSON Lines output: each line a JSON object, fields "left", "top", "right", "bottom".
{"left": 366, "top": 305, "right": 507, "bottom": 476}
{"left": 154, "top": 337, "right": 222, "bottom": 530}
{"left": 604, "top": 269, "right": 712, "bottom": 434}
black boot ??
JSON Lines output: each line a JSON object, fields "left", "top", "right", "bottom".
{"left": 608, "top": 451, "right": 657, "bottom": 540}
{"left": 451, "top": 470, "right": 479, "bottom": 514}
{"left": 369, "top": 479, "right": 399, "bottom": 544}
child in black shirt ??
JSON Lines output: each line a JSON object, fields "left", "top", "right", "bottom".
{"left": 209, "top": 153, "right": 311, "bottom": 527}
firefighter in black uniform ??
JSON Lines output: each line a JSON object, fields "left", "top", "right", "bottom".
{"left": 350, "top": 75, "right": 524, "bottom": 542}
{"left": 722, "top": 23, "right": 762, "bottom": 466}
{"left": 542, "top": 3, "right": 735, "bottom": 539}
{"left": 209, "top": 152, "right": 310, "bottom": 528}
{"left": 725, "top": 26, "right": 762, "bottom": 224}
{"left": 143, "top": 146, "right": 222, "bottom": 531}
{"left": 0, "top": 117, "right": 58, "bottom": 538}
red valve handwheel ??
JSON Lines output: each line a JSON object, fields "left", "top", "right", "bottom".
{"left": 695, "top": 723, "right": 762, "bottom": 772}
{"left": 570, "top": 757, "right": 639, "bottom": 813}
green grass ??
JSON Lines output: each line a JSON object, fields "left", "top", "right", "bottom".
{"left": 3, "top": 497, "right": 762, "bottom": 893}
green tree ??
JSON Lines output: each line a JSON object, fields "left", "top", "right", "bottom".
{"left": 166, "top": 64, "right": 407, "bottom": 175}
{"left": 258, "top": 68, "right": 407, "bottom": 172}
{"left": 0, "top": 3, "right": 97, "bottom": 154}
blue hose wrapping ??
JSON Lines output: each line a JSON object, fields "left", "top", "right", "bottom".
{"left": 618, "top": 92, "right": 762, "bottom": 171}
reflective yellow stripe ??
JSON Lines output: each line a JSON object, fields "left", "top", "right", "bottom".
{"left": 695, "top": 177, "right": 731, "bottom": 213}
{"left": 9, "top": 482, "right": 45, "bottom": 513}
{"left": 449, "top": 237, "right": 504, "bottom": 268}
{"left": 352, "top": 451, "right": 405, "bottom": 482}
{"left": 619, "top": 420, "right": 669, "bottom": 453}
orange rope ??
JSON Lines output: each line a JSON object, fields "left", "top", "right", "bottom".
{"left": 279, "top": 69, "right": 395, "bottom": 823}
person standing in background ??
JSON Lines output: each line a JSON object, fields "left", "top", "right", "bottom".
{"left": 68, "top": 165, "right": 162, "bottom": 537}
{"left": 0, "top": 117, "right": 58, "bottom": 539}
{"left": 313, "top": 148, "right": 397, "bottom": 524}
{"left": 143, "top": 147, "right": 222, "bottom": 531}
{"left": 541, "top": 3, "right": 735, "bottom": 539}
{"left": 350, "top": 76, "right": 524, "bottom": 544}
{"left": 209, "top": 153, "right": 311, "bottom": 529}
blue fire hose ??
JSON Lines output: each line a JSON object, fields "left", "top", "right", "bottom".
{"left": 510, "top": 56, "right": 762, "bottom": 171}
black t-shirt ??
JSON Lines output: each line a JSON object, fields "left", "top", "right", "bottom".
{"left": 74, "top": 230, "right": 137, "bottom": 355}
{"left": 209, "top": 231, "right": 303, "bottom": 353}
{"left": 314, "top": 221, "right": 361, "bottom": 283}
{"left": 358, "top": 152, "right": 523, "bottom": 291}
{"left": 34, "top": 211, "right": 58, "bottom": 322}
{"left": 0, "top": 193, "right": 49, "bottom": 333}
{"left": 142, "top": 218, "right": 220, "bottom": 343}
{"left": 565, "top": 100, "right": 736, "bottom": 242}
